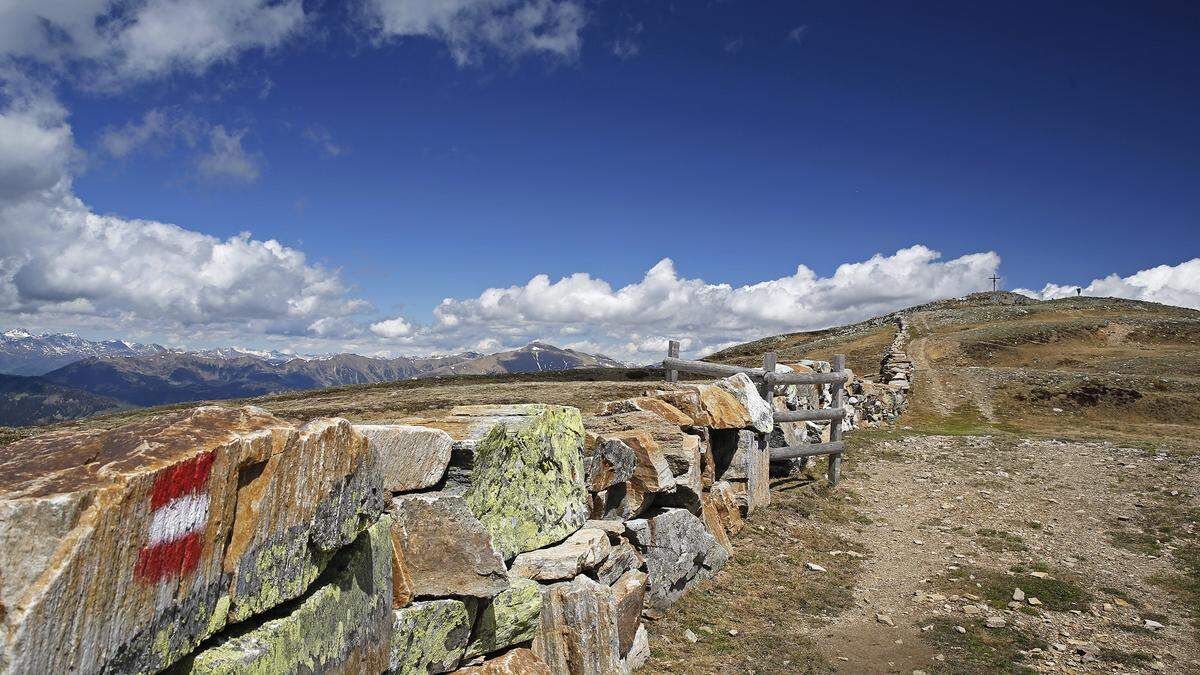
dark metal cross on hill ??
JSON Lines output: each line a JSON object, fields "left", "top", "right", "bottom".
{"left": 989, "top": 274, "right": 1000, "bottom": 291}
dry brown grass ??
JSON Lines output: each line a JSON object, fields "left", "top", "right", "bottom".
{"left": 705, "top": 324, "right": 897, "bottom": 378}
{"left": 644, "top": 477, "right": 869, "bottom": 674}
{"left": 0, "top": 369, "right": 662, "bottom": 447}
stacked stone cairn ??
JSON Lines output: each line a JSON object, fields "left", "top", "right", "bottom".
{"left": 0, "top": 365, "right": 906, "bottom": 675}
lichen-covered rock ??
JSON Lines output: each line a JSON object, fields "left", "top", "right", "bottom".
{"left": 533, "top": 576, "right": 622, "bottom": 675}
{"left": 464, "top": 578, "right": 542, "bottom": 660}
{"left": 179, "top": 516, "right": 394, "bottom": 675}
{"left": 457, "top": 648, "right": 552, "bottom": 675}
{"left": 715, "top": 372, "right": 774, "bottom": 433}
{"left": 354, "top": 424, "right": 453, "bottom": 492}
{"left": 510, "top": 527, "right": 610, "bottom": 582}
{"left": 596, "top": 541, "right": 646, "bottom": 587}
{"left": 611, "top": 570, "right": 647, "bottom": 655}
{"left": 599, "top": 397, "right": 694, "bottom": 425}
{"left": 625, "top": 508, "right": 729, "bottom": 611}
{"left": 454, "top": 405, "right": 588, "bottom": 560}
{"left": 390, "top": 493, "right": 508, "bottom": 599}
{"left": 0, "top": 406, "right": 385, "bottom": 675}
{"left": 582, "top": 434, "right": 637, "bottom": 492}
{"left": 390, "top": 599, "right": 472, "bottom": 674}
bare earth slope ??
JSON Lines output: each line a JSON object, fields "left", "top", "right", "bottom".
{"left": 646, "top": 293, "right": 1200, "bottom": 674}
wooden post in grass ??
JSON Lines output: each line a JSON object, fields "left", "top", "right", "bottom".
{"left": 666, "top": 340, "right": 680, "bottom": 383}
{"left": 760, "top": 351, "right": 776, "bottom": 401}
{"left": 828, "top": 353, "right": 845, "bottom": 485}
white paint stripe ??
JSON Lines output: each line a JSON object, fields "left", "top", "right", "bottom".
{"left": 147, "top": 493, "right": 210, "bottom": 546}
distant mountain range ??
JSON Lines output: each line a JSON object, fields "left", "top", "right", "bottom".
{"left": 0, "top": 331, "right": 626, "bottom": 426}
{"left": 0, "top": 329, "right": 170, "bottom": 375}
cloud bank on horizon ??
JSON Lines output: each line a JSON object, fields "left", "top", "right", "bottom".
{"left": 1, "top": 1, "right": 1197, "bottom": 362}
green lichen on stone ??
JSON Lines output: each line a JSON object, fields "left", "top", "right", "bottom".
{"left": 227, "top": 537, "right": 334, "bottom": 623}
{"left": 464, "top": 578, "right": 542, "bottom": 659}
{"left": 181, "top": 516, "right": 393, "bottom": 675}
{"left": 465, "top": 405, "right": 588, "bottom": 560}
{"left": 205, "top": 596, "right": 231, "bottom": 637}
{"left": 390, "top": 599, "right": 472, "bottom": 674}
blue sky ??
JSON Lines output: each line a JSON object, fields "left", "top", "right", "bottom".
{"left": 1, "top": 1, "right": 1198, "bottom": 360}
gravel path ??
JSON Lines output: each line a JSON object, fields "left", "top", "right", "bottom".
{"left": 814, "top": 433, "right": 1200, "bottom": 674}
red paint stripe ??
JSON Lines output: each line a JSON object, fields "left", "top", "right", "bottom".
{"left": 135, "top": 531, "right": 205, "bottom": 583}
{"left": 150, "top": 451, "right": 215, "bottom": 510}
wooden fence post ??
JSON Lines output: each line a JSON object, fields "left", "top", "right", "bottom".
{"left": 666, "top": 340, "right": 680, "bottom": 383}
{"left": 828, "top": 353, "right": 845, "bottom": 485}
{"left": 759, "top": 351, "right": 776, "bottom": 401}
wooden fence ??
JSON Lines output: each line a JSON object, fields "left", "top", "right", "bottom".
{"left": 663, "top": 340, "right": 848, "bottom": 485}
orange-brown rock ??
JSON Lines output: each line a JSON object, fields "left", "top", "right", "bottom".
{"left": 647, "top": 383, "right": 751, "bottom": 429}
{"left": 708, "top": 480, "right": 745, "bottom": 537}
{"left": 586, "top": 412, "right": 702, "bottom": 512}
{"left": 611, "top": 570, "right": 648, "bottom": 655}
{"left": 700, "top": 496, "right": 734, "bottom": 554}
{"left": 599, "top": 397, "right": 694, "bottom": 425}
{"left": 456, "top": 648, "right": 552, "bottom": 674}
{"left": 0, "top": 406, "right": 386, "bottom": 675}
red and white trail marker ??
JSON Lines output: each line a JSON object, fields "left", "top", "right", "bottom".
{"left": 135, "top": 452, "right": 215, "bottom": 583}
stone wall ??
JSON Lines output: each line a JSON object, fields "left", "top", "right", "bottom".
{"left": 0, "top": 366, "right": 906, "bottom": 674}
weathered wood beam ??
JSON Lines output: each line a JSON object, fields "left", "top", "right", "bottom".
{"left": 769, "top": 441, "right": 845, "bottom": 460}
{"left": 773, "top": 408, "right": 845, "bottom": 423}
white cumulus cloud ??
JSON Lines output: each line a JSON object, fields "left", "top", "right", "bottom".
{"left": 361, "top": 0, "right": 587, "bottom": 65}
{"left": 1015, "top": 258, "right": 1200, "bottom": 310}
{"left": 0, "top": 84, "right": 367, "bottom": 341}
{"left": 355, "top": 246, "right": 999, "bottom": 360}
{"left": 370, "top": 316, "right": 414, "bottom": 338}
{"left": 0, "top": 0, "right": 306, "bottom": 88}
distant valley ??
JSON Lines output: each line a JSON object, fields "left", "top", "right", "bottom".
{"left": 0, "top": 331, "right": 625, "bottom": 426}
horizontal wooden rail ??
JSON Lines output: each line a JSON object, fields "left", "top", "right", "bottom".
{"left": 764, "top": 371, "right": 848, "bottom": 386}
{"left": 769, "top": 441, "right": 845, "bottom": 461}
{"left": 773, "top": 408, "right": 844, "bottom": 423}
{"left": 661, "top": 357, "right": 764, "bottom": 379}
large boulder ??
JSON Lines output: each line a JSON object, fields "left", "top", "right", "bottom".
{"left": 180, "top": 516, "right": 394, "bottom": 674}
{"left": 390, "top": 599, "right": 472, "bottom": 674}
{"left": 599, "top": 397, "right": 694, "bottom": 425}
{"left": 0, "top": 406, "right": 386, "bottom": 674}
{"left": 533, "top": 576, "right": 622, "bottom": 675}
{"left": 581, "top": 435, "right": 637, "bottom": 492}
{"left": 586, "top": 412, "right": 701, "bottom": 512}
{"left": 510, "top": 527, "right": 611, "bottom": 582}
{"left": 464, "top": 578, "right": 543, "bottom": 660}
{"left": 625, "top": 508, "right": 729, "bottom": 611}
{"left": 353, "top": 424, "right": 453, "bottom": 492}
{"left": 715, "top": 372, "right": 774, "bottom": 433}
{"left": 389, "top": 493, "right": 509, "bottom": 599}
{"left": 645, "top": 383, "right": 749, "bottom": 429}
{"left": 422, "top": 405, "right": 588, "bottom": 560}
